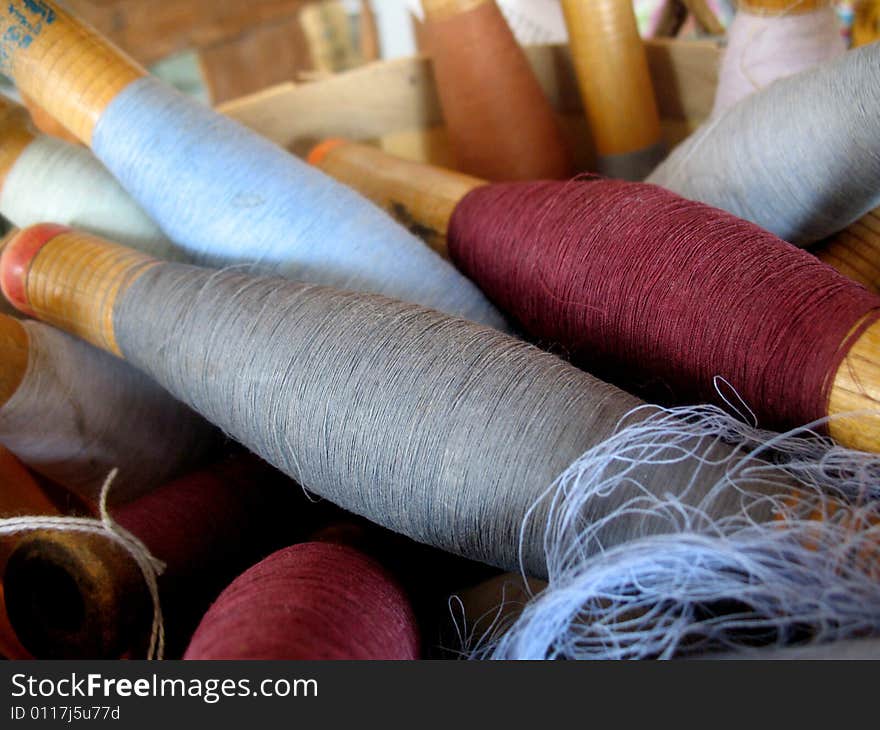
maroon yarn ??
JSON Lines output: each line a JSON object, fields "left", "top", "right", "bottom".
{"left": 110, "top": 454, "right": 303, "bottom": 655}
{"left": 447, "top": 178, "right": 880, "bottom": 430}
{"left": 112, "top": 456, "right": 284, "bottom": 586}
{"left": 183, "top": 542, "right": 420, "bottom": 660}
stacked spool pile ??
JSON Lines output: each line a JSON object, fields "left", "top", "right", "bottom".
{"left": 0, "top": 0, "right": 878, "bottom": 662}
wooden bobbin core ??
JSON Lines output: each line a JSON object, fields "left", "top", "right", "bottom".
{"left": 0, "top": 1, "right": 145, "bottom": 144}
{"left": 309, "top": 139, "right": 484, "bottom": 257}
{"left": 816, "top": 210, "right": 880, "bottom": 294}
{"left": 738, "top": 0, "right": 828, "bottom": 15}
{"left": 828, "top": 316, "right": 880, "bottom": 453}
{"left": 422, "top": 0, "right": 491, "bottom": 20}
{"left": 3, "top": 530, "right": 149, "bottom": 659}
{"left": 0, "top": 225, "right": 158, "bottom": 356}
{"left": 561, "top": 0, "right": 663, "bottom": 179}
{"left": 0, "top": 313, "right": 29, "bottom": 409}
{"left": 0, "top": 96, "right": 36, "bottom": 190}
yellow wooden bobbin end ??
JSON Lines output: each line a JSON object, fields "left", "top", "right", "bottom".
{"left": 828, "top": 315, "right": 880, "bottom": 453}
{"left": 310, "top": 139, "right": 485, "bottom": 257}
{"left": 0, "top": 224, "right": 158, "bottom": 357}
{"left": 0, "top": 0, "right": 145, "bottom": 144}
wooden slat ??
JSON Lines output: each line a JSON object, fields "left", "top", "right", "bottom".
{"left": 219, "top": 39, "right": 721, "bottom": 157}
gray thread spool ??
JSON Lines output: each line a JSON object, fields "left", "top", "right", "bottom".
{"left": 0, "top": 320, "right": 218, "bottom": 505}
{"left": 113, "top": 265, "right": 774, "bottom": 577}
{"left": 647, "top": 43, "right": 880, "bottom": 246}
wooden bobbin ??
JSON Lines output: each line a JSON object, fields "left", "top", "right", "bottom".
{"left": 308, "top": 139, "right": 484, "bottom": 257}
{"left": 0, "top": 446, "right": 59, "bottom": 660}
{"left": 561, "top": 0, "right": 663, "bottom": 180}
{"left": 816, "top": 209, "right": 880, "bottom": 295}
{"left": 420, "top": 0, "right": 571, "bottom": 181}
{"left": 0, "top": 95, "right": 36, "bottom": 191}
{"left": 3, "top": 529, "right": 150, "bottom": 659}
{"left": 19, "top": 91, "right": 79, "bottom": 145}
{"left": 737, "top": 0, "right": 827, "bottom": 14}
{"left": 0, "top": 1, "right": 145, "bottom": 145}
{"left": 0, "top": 225, "right": 158, "bottom": 356}
{"left": 0, "top": 313, "right": 29, "bottom": 409}
{"left": 309, "top": 140, "right": 880, "bottom": 454}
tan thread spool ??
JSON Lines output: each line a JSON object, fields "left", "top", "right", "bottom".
{"left": 420, "top": 0, "right": 571, "bottom": 181}
{"left": 308, "top": 139, "right": 880, "bottom": 454}
{"left": 561, "top": 0, "right": 664, "bottom": 181}
{"left": 0, "top": 1, "right": 145, "bottom": 145}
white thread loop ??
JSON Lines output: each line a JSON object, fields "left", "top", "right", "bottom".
{"left": 0, "top": 469, "right": 167, "bottom": 659}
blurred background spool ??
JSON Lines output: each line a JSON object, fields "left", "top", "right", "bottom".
{"left": 561, "top": 0, "right": 664, "bottom": 180}
{"left": 712, "top": 0, "right": 845, "bottom": 117}
{"left": 184, "top": 542, "right": 420, "bottom": 660}
{"left": 0, "top": 0, "right": 505, "bottom": 330}
{"left": 0, "top": 446, "right": 59, "bottom": 659}
{"left": 0, "top": 310, "right": 217, "bottom": 506}
{"left": 0, "top": 224, "right": 791, "bottom": 578}
{"left": 3, "top": 455, "right": 304, "bottom": 659}
{"left": 647, "top": 43, "right": 880, "bottom": 246}
{"left": 419, "top": 0, "right": 571, "bottom": 181}
{"left": 0, "top": 95, "right": 175, "bottom": 258}
{"left": 309, "top": 140, "right": 880, "bottom": 452}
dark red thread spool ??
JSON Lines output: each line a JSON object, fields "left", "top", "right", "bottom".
{"left": 183, "top": 541, "right": 420, "bottom": 660}
{"left": 445, "top": 178, "right": 880, "bottom": 434}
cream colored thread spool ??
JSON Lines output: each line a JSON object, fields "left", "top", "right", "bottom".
{"left": 712, "top": 1, "right": 844, "bottom": 118}
{"left": 308, "top": 139, "right": 880, "bottom": 454}
{"left": 0, "top": 1, "right": 145, "bottom": 145}
{"left": 561, "top": 0, "right": 664, "bottom": 181}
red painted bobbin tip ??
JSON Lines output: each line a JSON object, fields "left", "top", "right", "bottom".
{"left": 307, "top": 138, "right": 349, "bottom": 167}
{"left": 0, "top": 223, "right": 71, "bottom": 317}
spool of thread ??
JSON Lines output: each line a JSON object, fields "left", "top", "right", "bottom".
{"left": 3, "top": 455, "right": 303, "bottom": 659}
{"left": 0, "top": 224, "right": 792, "bottom": 578}
{"left": 0, "top": 446, "right": 58, "bottom": 659}
{"left": 711, "top": 1, "right": 845, "bottom": 118}
{"left": 0, "top": 1, "right": 504, "bottom": 331}
{"left": 561, "top": 0, "right": 664, "bottom": 180}
{"left": 647, "top": 43, "right": 880, "bottom": 246}
{"left": 309, "top": 140, "right": 880, "bottom": 452}
{"left": 0, "top": 94, "right": 175, "bottom": 257}
{"left": 0, "top": 309, "right": 217, "bottom": 506}
{"left": 184, "top": 542, "right": 420, "bottom": 660}
{"left": 420, "top": 0, "right": 571, "bottom": 181}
